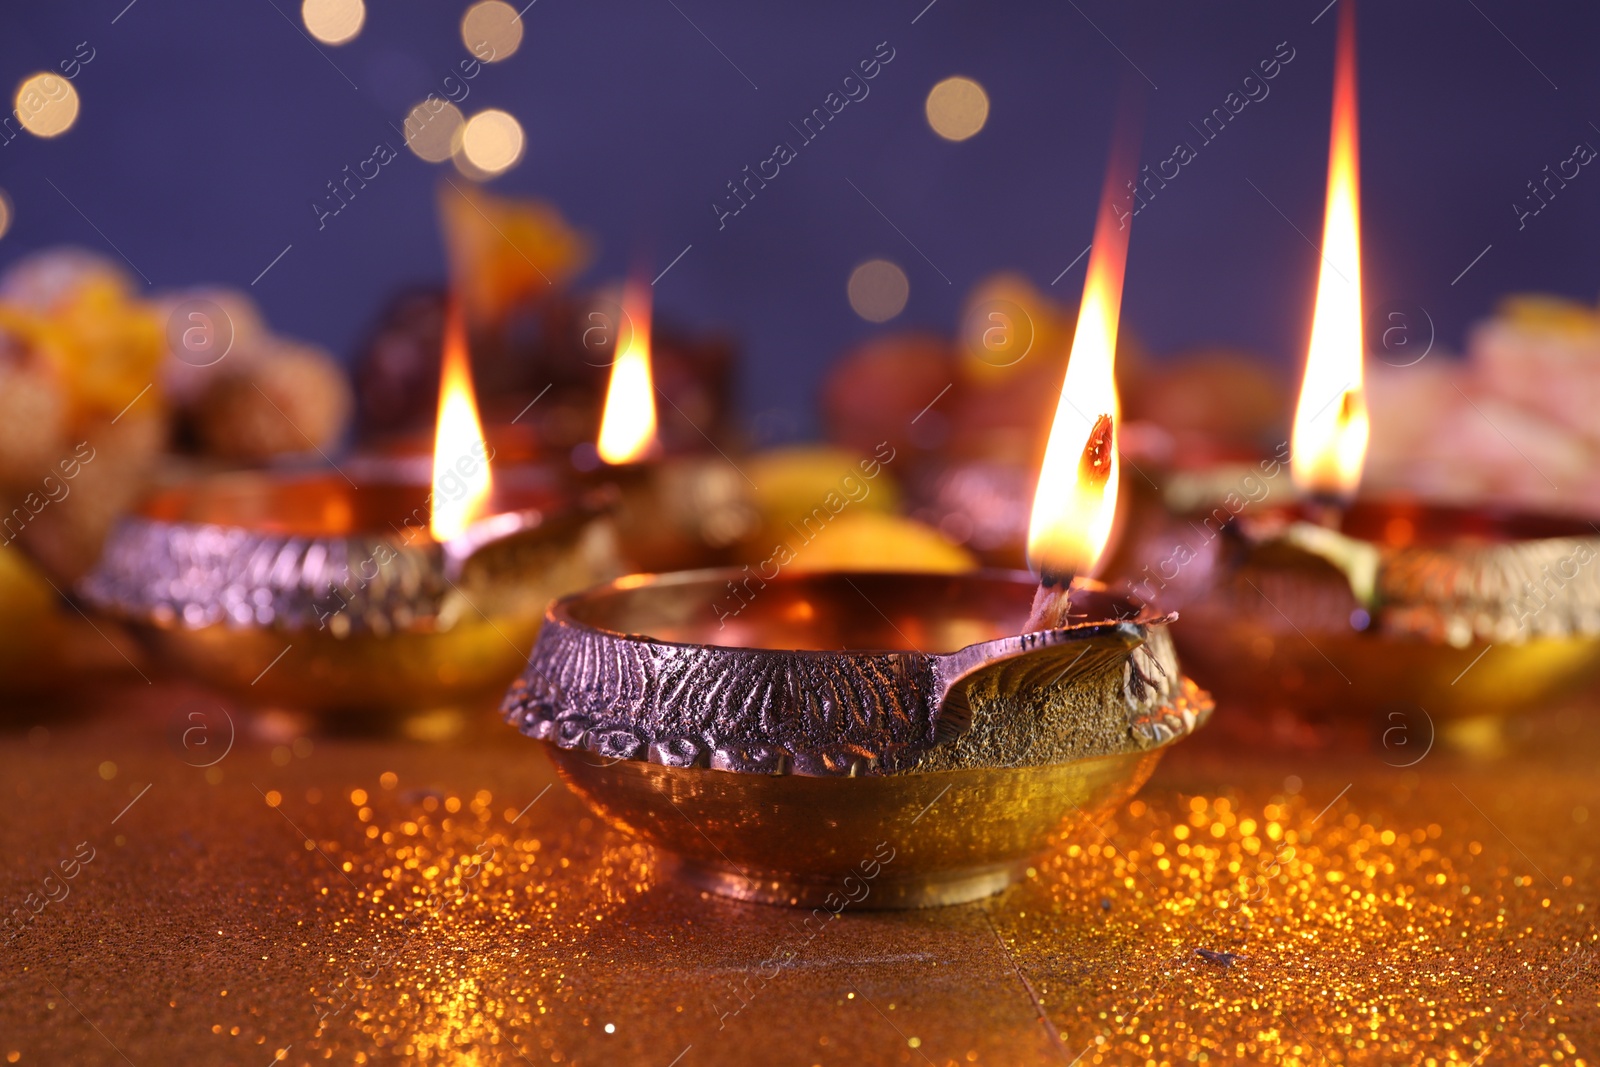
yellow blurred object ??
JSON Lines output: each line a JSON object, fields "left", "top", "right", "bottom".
{"left": 1495, "top": 293, "right": 1599, "bottom": 334}
{"left": 783, "top": 511, "right": 976, "bottom": 574}
{"left": 437, "top": 183, "right": 592, "bottom": 326}
{"left": 0, "top": 274, "right": 164, "bottom": 424}
{"left": 0, "top": 542, "right": 56, "bottom": 626}
{"left": 0, "top": 544, "right": 67, "bottom": 688}
{"left": 745, "top": 446, "right": 900, "bottom": 529}
{"left": 40, "top": 276, "right": 164, "bottom": 420}
{"left": 0, "top": 543, "right": 140, "bottom": 691}
{"left": 958, "top": 272, "right": 1074, "bottom": 385}
{"left": 0, "top": 251, "right": 168, "bottom": 584}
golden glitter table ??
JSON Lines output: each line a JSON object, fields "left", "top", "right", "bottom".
{"left": 1, "top": 682, "right": 1596, "bottom": 1066}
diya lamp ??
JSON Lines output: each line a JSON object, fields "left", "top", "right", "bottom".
{"left": 82, "top": 302, "right": 622, "bottom": 722}
{"left": 581, "top": 276, "right": 760, "bottom": 572}
{"left": 1152, "top": 5, "right": 1600, "bottom": 747}
{"left": 501, "top": 146, "right": 1213, "bottom": 908}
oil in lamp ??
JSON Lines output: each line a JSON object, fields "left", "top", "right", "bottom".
{"left": 1023, "top": 147, "right": 1129, "bottom": 631}
{"left": 500, "top": 142, "right": 1213, "bottom": 908}
{"left": 82, "top": 302, "right": 622, "bottom": 720}
{"left": 1158, "top": 5, "right": 1600, "bottom": 747}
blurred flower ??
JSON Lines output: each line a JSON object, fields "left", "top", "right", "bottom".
{"left": 437, "top": 184, "right": 591, "bottom": 327}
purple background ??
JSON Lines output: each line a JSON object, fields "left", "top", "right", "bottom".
{"left": 1, "top": 0, "right": 1595, "bottom": 440}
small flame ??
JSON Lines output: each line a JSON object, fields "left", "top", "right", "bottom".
{"left": 1026, "top": 154, "right": 1132, "bottom": 580}
{"left": 1291, "top": 3, "right": 1369, "bottom": 501}
{"left": 596, "top": 278, "right": 658, "bottom": 465}
{"left": 430, "top": 301, "right": 494, "bottom": 541}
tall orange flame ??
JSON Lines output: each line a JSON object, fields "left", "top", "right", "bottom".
{"left": 1026, "top": 149, "right": 1133, "bottom": 581}
{"left": 596, "top": 278, "right": 658, "bottom": 465}
{"left": 430, "top": 301, "right": 494, "bottom": 541}
{"left": 1291, "top": 3, "right": 1369, "bottom": 501}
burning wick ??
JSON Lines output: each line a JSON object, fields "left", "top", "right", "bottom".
{"left": 430, "top": 300, "right": 494, "bottom": 542}
{"left": 1025, "top": 113, "right": 1133, "bottom": 632}
{"left": 596, "top": 277, "right": 658, "bottom": 466}
{"left": 1300, "top": 391, "right": 1367, "bottom": 530}
{"left": 1290, "top": 0, "right": 1368, "bottom": 531}
{"left": 1025, "top": 413, "right": 1115, "bottom": 631}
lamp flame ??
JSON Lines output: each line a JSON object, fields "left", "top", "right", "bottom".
{"left": 596, "top": 278, "right": 658, "bottom": 465}
{"left": 430, "top": 301, "right": 494, "bottom": 541}
{"left": 1291, "top": 3, "right": 1369, "bottom": 502}
{"left": 1026, "top": 158, "right": 1132, "bottom": 581}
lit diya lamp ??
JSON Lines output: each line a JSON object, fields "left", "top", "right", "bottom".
{"left": 595, "top": 276, "right": 661, "bottom": 469}
{"left": 83, "top": 303, "right": 621, "bottom": 720}
{"left": 500, "top": 148, "right": 1213, "bottom": 908}
{"left": 583, "top": 277, "right": 760, "bottom": 571}
{"left": 1158, "top": 6, "right": 1600, "bottom": 747}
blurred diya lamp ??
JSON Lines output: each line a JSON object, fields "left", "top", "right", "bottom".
{"left": 502, "top": 143, "right": 1212, "bottom": 908}
{"left": 579, "top": 277, "right": 758, "bottom": 572}
{"left": 1166, "top": 501, "right": 1600, "bottom": 747}
{"left": 82, "top": 304, "right": 621, "bottom": 722}
{"left": 1162, "top": 10, "right": 1600, "bottom": 747}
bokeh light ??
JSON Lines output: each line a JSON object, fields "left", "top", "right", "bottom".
{"left": 0, "top": 189, "right": 11, "bottom": 241}
{"left": 457, "top": 109, "right": 525, "bottom": 178}
{"left": 14, "top": 73, "right": 80, "bottom": 139}
{"left": 301, "top": 0, "right": 365, "bottom": 46}
{"left": 403, "top": 100, "right": 466, "bottom": 163}
{"left": 925, "top": 76, "right": 989, "bottom": 142}
{"left": 461, "top": 0, "right": 524, "bottom": 62}
{"left": 847, "top": 259, "right": 910, "bottom": 322}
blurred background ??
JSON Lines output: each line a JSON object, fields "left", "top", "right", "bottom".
{"left": 2, "top": 0, "right": 1597, "bottom": 444}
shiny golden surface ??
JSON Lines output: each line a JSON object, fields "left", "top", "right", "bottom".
{"left": 2, "top": 683, "right": 1596, "bottom": 1065}
{"left": 549, "top": 747, "right": 1164, "bottom": 908}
